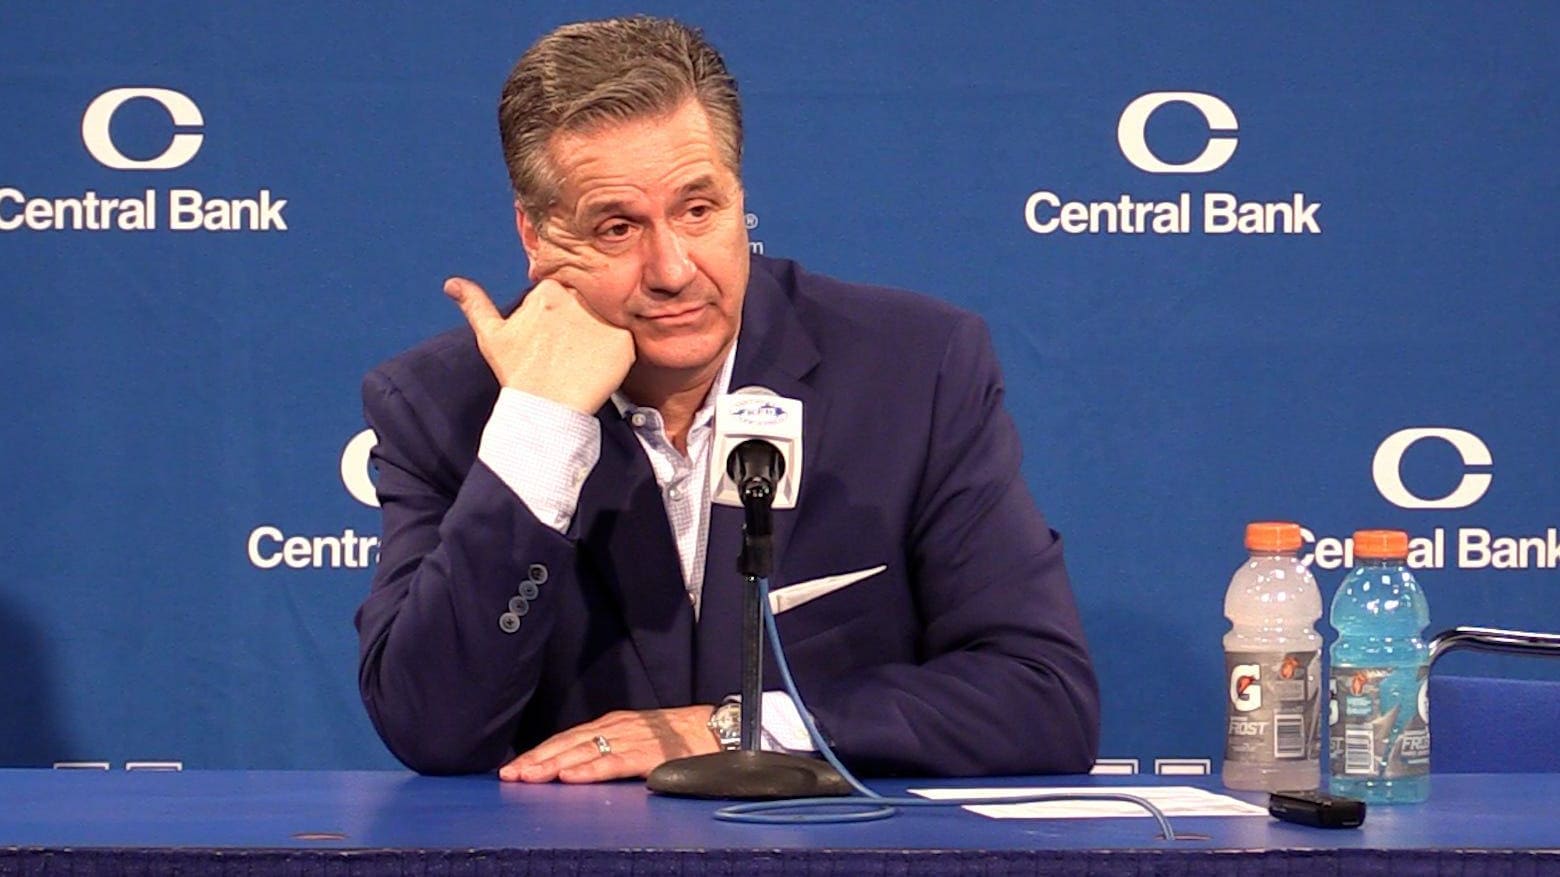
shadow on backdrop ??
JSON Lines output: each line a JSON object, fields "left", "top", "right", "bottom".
{"left": 0, "top": 593, "right": 73, "bottom": 766}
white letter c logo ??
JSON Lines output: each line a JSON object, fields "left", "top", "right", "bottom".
{"left": 1118, "top": 91, "right": 1238, "bottom": 174}
{"left": 1372, "top": 428, "right": 1492, "bottom": 509}
{"left": 82, "top": 87, "right": 204, "bottom": 170}
{"left": 342, "top": 429, "right": 380, "bottom": 508}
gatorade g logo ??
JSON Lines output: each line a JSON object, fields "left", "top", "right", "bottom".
{"left": 1372, "top": 428, "right": 1493, "bottom": 509}
{"left": 81, "top": 88, "right": 205, "bottom": 170}
{"left": 1230, "top": 664, "right": 1261, "bottom": 712}
{"left": 1418, "top": 680, "right": 1429, "bottom": 724}
{"left": 1117, "top": 92, "right": 1238, "bottom": 174}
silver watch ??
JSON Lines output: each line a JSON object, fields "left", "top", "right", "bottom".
{"left": 707, "top": 700, "right": 742, "bottom": 751}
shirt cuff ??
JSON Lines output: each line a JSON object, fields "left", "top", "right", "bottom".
{"left": 478, "top": 387, "right": 601, "bottom": 533}
{"left": 756, "top": 691, "right": 818, "bottom": 753}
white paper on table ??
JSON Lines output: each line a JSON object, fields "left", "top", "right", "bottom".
{"left": 906, "top": 785, "right": 1270, "bottom": 820}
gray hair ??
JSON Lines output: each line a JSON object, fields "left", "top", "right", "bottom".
{"left": 498, "top": 16, "right": 743, "bottom": 225}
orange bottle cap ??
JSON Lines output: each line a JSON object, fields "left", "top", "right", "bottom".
{"left": 1245, "top": 521, "right": 1302, "bottom": 552}
{"left": 1353, "top": 529, "right": 1410, "bottom": 559}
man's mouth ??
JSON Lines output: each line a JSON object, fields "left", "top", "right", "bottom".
{"left": 641, "top": 303, "right": 709, "bottom": 325}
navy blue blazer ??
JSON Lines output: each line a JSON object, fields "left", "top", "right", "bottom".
{"left": 356, "top": 255, "right": 1099, "bottom": 776}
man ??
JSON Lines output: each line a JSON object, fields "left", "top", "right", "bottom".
{"left": 356, "top": 16, "right": 1098, "bottom": 783}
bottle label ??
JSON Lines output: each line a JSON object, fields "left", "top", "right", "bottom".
{"left": 1224, "top": 650, "right": 1321, "bottom": 763}
{"left": 1330, "top": 664, "right": 1431, "bottom": 779}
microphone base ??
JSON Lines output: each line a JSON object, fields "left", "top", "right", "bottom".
{"left": 646, "top": 750, "right": 852, "bottom": 800}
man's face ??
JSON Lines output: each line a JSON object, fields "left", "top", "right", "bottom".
{"left": 517, "top": 98, "right": 749, "bottom": 379}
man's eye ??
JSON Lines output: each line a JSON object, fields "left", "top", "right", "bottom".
{"left": 686, "top": 204, "right": 712, "bottom": 220}
{"left": 600, "top": 222, "right": 633, "bottom": 239}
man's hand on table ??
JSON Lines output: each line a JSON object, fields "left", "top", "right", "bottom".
{"left": 499, "top": 706, "right": 719, "bottom": 783}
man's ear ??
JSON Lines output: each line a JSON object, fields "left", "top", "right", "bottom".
{"left": 515, "top": 204, "right": 543, "bottom": 281}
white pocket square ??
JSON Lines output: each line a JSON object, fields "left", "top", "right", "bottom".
{"left": 769, "top": 565, "right": 887, "bottom": 615}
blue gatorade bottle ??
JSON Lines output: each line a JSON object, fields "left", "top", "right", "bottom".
{"left": 1328, "top": 529, "right": 1431, "bottom": 803}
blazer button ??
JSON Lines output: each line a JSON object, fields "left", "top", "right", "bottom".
{"left": 518, "top": 581, "right": 539, "bottom": 601}
{"left": 527, "top": 564, "right": 548, "bottom": 585}
{"left": 508, "top": 596, "right": 530, "bottom": 616}
{"left": 498, "top": 612, "right": 521, "bottom": 634}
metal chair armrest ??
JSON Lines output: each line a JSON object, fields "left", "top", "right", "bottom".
{"left": 1428, "top": 626, "right": 1560, "bottom": 664}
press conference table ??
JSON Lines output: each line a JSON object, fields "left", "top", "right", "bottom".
{"left": 1, "top": 770, "right": 1556, "bottom": 875}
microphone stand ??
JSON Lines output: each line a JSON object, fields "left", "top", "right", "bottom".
{"left": 737, "top": 483, "right": 770, "bottom": 753}
{"left": 647, "top": 456, "right": 850, "bottom": 800}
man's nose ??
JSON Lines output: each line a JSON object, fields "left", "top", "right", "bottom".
{"left": 642, "top": 226, "right": 696, "bottom": 294}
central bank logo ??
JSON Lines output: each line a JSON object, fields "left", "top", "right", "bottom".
{"left": 1300, "top": 426, "right": 1559, "bottom": 571}
{"left": 0, "top": 86, "right": 288, "bottom": 233}
{"left": 341, "top": 429, "right": 380, "bottom": 508}
{"left": 1372, "top": 427, "right": 1492, "bottom": 510}
{"left": 245, "top": 431, "right": 381, "bottom": 571}
{"left": 81, "top": 88, "right": 205, "bottom": 170}
{"left": 1117, "top": 92, "right": 1238, "bottom": 174}
{"left": 1024, "top": 90, "right": 1320, "bottom": 236}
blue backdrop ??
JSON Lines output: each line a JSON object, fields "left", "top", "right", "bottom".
{"left": 2, "top": 1, "right": 1555, "bottom": 772}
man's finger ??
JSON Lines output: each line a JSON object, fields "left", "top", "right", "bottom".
{"left": 558, "top": 752, "right": 638, "bottom": 784}
{"left": 443, "top": 276, "right": 503, "bottom": 337}
{"left": 542, "top": 738, "right": 612, "bottom": 778}
{"left": 506, "top": 720, "right": 609, "bottom": 778}
{"left": 497, "top": 753, "right": 528, "bottom": 782}
{"left": 508, "top": 737, "right": 609, "bottom": 783}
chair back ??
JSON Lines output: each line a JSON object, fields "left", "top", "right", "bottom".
{"left": 1428, "top": 627, "right": 1560, "bottom": 773}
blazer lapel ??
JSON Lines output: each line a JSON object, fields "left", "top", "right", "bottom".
{"left": 575, "top": 408, "right": 695, "bottom": 707}
{"left": 695, "top": 266, "right": 828, "bottom": 701}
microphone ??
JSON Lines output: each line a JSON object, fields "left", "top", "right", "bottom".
{"left": 728, "top": 439, "right": 786, "bottom": 510}
{"left": 710, "top": 387, "right": 803, "bottom": 512}
{"left": 727, "top": 438, "right": 786, "bottom": 543}
{"left": 711, "top": 387, "right": 803, "bottom": 577}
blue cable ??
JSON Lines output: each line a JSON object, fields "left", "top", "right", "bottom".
{"left": 713, "top": 577, "right": 1179, "bottom": 841}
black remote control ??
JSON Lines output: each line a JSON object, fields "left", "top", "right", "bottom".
{"left": 1267, "top": 790, "right": 1366, "bottom": 828}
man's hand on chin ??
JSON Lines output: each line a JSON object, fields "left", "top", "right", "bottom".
{"left": 499, "top": 706, "right": 720, "bottom": 783}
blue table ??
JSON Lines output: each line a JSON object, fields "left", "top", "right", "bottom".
{"left": 1, "top": 770, "right": 1556, "bottom": 874}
